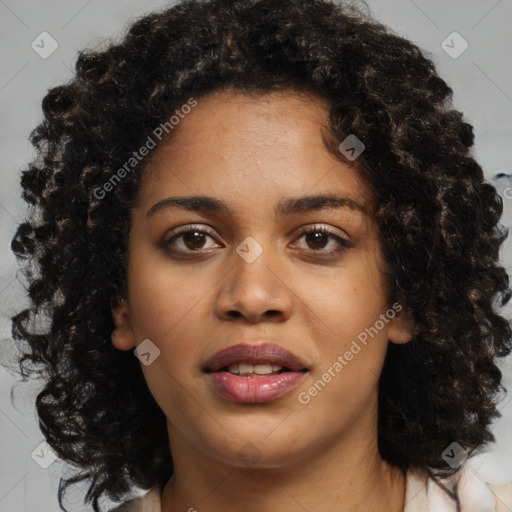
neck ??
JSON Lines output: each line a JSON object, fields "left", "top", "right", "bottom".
{"left": 160, "top": 421, "right": 406, "bottom": 512}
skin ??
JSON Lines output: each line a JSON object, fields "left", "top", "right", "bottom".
{"left": 111, "top": 88, "right": 414, "bottom": 512}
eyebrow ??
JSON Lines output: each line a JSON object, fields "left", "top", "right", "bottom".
{"left": 146, "top": 194, "right": 367, "bottom": 220}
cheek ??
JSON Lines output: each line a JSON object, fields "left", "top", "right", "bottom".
{"left": 126, "top": 254, "right": 221, "bottom": 402}
{"left": 126, "top": 260, "right": 208, "bottom": 414}
{"left": 127, "top": 247, "right": 211, "bottom": 341}
{"left": 294, "top": 252, "right": 391, "bottom": 404}
{"left": 296, "top": 256, "right": 388, "bottom": 341}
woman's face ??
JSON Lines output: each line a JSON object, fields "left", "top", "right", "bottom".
{"left": 111, "top": 89, "right": 412, "bottom": 469}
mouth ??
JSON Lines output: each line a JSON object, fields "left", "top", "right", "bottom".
{"left": 203, "top": 343, "right": 309, "bottom": 403}
{"left": 212, "top": 362, "right": 298, "bottom": 377}
{"left": 203, "top": 343, "right": 308, "bottom": 373}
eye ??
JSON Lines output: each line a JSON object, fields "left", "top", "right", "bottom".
{"left": 161, "top": 223, "right": 352, "bottom": 257}
{"left": 161, "top": 224, "right": 222, "bottom": 253}
{"left": 292, "top": 224, "right": 352, "bottom": 255}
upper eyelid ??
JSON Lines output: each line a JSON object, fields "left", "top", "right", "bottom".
{"left": 294, "top": 223, "right": 349, "bottom": 239}
{"left": 168, "top": 223, "right": 217, "bottom": 236}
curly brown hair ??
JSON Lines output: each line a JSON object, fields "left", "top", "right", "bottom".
{"left": 8, "top": 0, "right": 512, "bottom": 510}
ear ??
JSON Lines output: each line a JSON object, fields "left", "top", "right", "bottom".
{"left": 110, "top": 295, "right": 136, "bottom": 351}
{"left": 387, "top": 305, "right": 414, "bottom": 345}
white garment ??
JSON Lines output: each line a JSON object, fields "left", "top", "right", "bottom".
{"left": 405, "top": 468, "right": 512, "bottom": 512}
{"left": 109, "top": 469, "right": 512, "bottom": 511}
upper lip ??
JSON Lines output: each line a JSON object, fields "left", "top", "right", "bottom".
{"left": 203, "top": 343, "right": 308, "bottom": 372}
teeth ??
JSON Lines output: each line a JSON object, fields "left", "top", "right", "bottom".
{"left": 226, "top": 363, "right": 283, "bottom": 375}
{"left": 239, "top": 363, "right": 253, "bottom": 375}
{"left": 254, "top": 364, "right": 273, "bottom": 375}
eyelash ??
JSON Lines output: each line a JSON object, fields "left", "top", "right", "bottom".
{"left": 161, "top": 223, "right": 352, "bottom": 257}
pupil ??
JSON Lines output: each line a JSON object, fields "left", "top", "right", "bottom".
{"left": 184, "top": 231, "right": 205, "bottom": 249}
{"left": 306, "top": 232, "right": 327, "bottom": 249}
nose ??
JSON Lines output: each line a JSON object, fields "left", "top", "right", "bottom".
{"left": 214, "top": 241, "right": 293, "bottom": 324}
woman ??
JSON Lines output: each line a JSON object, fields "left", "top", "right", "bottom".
{"left": 10, "top": 0, "right": 512, "bottom": 510}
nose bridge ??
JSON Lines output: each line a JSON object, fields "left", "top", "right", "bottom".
{"left": 215, "top": 234, "right": 292, "bottom": 321}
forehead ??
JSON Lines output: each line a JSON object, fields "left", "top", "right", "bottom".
{"left": 137, "top": 89, "right": 373, "bottom": 213}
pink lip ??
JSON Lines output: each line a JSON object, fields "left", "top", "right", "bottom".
{"left": 207, "top": 371, "right": 307, "bottom": 403}
{"left": 203, "top": 343, "right": 309, "bottom": 404}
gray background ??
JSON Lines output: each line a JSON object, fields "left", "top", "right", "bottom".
{"left": 1, "top": 0, "right": 511, "bottom": 511}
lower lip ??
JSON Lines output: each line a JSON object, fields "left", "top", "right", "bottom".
{"left": 207, "top": 371, "right": 307, "bottom": 403}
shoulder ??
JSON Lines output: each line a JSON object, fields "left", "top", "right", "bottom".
{"left": 404, "top": 467, "right": 512, "bottom": 512}
{"left": 404, "top": 468, "right": 429, "bottom": 511}
{"left": 104, "top": 473, "right": 512, "bottom": 512}
{"left": 108, "top": 485, "right": 163, "bottom": 512}
{"left": 488, "top": 482, "right": 512, "bottom": 512}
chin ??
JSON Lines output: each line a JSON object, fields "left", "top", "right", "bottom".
{"left": 198, "top": 426, "right": 312, "bottom": 470}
